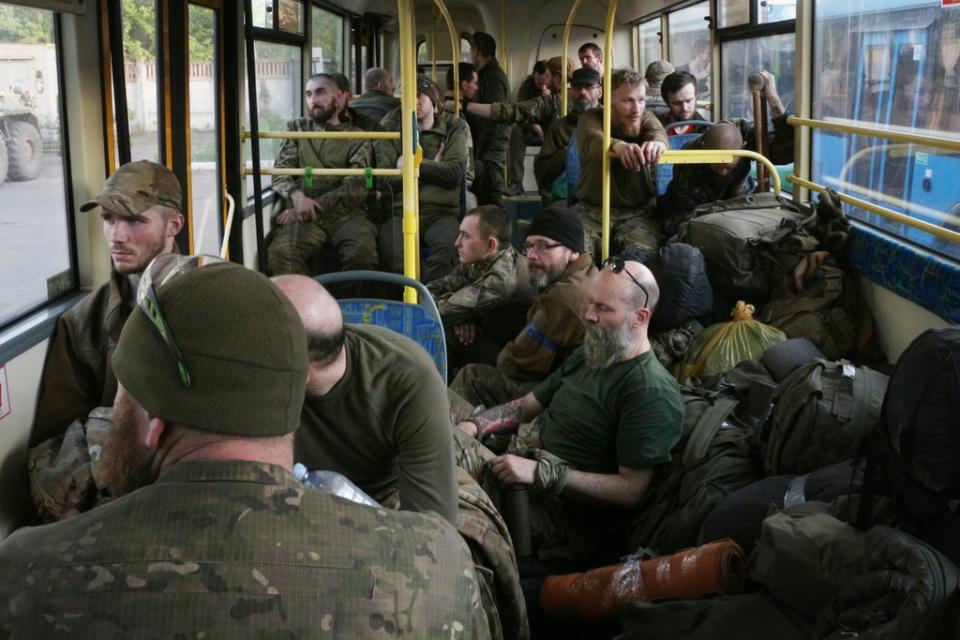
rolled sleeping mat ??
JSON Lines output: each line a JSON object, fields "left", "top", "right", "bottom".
{"left": 538, "top": 538, "right": 747, "bottom": 622}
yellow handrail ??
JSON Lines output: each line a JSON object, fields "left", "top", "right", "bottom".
{"left": 399, "top": 0, "right": 420, "bottom": 302}
{"left": 823, "top": 174, "right": 960, "bottom": 230}
{"left": 431, "top": 0, "right": 460, "bottom": 116}
{"left": 601, "top": 0, "right": 617, "bottom": 261}
{"left": 241, "top": 167, "right": 402, "bottom": 177}
{"left": 242, "top": 130, "right": 400, "bottom": 140}
{"left": 658, "top": 149, "right": 783, "bottom": 195}
{"left": 787, "top": 116, "right": 960, "bottom": 153}
{"left": 561, "top": 0, "right": 585, "bottom": 118}
{"left": 789, "top": 175, "right": 960, "bottom": 245}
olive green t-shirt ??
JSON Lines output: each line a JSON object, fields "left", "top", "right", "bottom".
{"left": 534, "top": 347, "right": 683, "bottom": 473}
{"left": 295, "top": 325, "right": 458, "bottom": 524}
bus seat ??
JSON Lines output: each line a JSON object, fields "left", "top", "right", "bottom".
{"left": 314, "top": 271, "right": 448, "bottom": 384}
{"left": 656, "top": 125, "right": 713, "bottom": 196}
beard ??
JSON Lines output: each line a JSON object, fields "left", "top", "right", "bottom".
{"left": 100, "top": 394, "right": 159, "bottom": 498}
{"left": 583, "top": 319, "right": 636, "bottom": 369}
{"left": 310, "top": 102, "right": 338, "bottom": 125}
{"left": 529, "top": 265, "right": 561, "bottom": 292}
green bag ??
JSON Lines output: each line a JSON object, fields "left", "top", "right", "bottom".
{"left": 676, "top": 193, "right": 818, "bottom": 303}
{"left": 762, "top": 358, "right": 889, "bottom": 476}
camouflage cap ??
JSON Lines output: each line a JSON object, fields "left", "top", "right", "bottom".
{"left": 416, "top": 74, "right": 439, "bottom": 106}
{"left": 645, "top": 60, "right": 675, "bottom": 85}
{"left": 80, "top": 160, "right": 181, "bottom": 217}
{"left": 546, "top": 56, "right": 577, "bottom": 78}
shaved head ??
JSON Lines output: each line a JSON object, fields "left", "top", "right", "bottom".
{"left": 618, "top": 260, "right": 660, "bottom": 312}
{"left": 701, "top": 121, "right": 744, "bottom": 151}
{"left": 272, "top": 275, "right": 345, "bottom": 366}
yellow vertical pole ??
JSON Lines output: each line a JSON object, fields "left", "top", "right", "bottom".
{"left": 561, "top": 0, "right": 585, "bottom": 118}
{"left": 398, "top": 0, "right": 420, "bottom": 301}
{"left": 794, "top": 0, "right": 812, "bottom": 202}
{"left": 432, "top": 0, "right": 460, "bottom": 115}
{"left": 601, "top": 0, "right": 618, "bottom": 262}
{"left": 430, "top": 5, "right": 437, "bottom": 83}
{"left": 500, "top": 0, "right": 508, "bottom": 75}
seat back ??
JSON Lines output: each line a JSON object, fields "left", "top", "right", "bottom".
{"left": 656, "top": 128, "right": 710, "bottom": 196}
{"left": 314, "top": 271, "right": 448, "bottom": 384}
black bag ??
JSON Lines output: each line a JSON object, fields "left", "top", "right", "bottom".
{"left": 676, "top": 193, "right": 819, "bottom": 304}
{"left": 623, "top": 243, "right": 714, "bottom": 333}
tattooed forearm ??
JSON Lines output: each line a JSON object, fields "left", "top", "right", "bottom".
{"left": 472, "top": 400, "right": 524, "bottom": 437}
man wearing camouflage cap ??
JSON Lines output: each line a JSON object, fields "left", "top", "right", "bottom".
{"left": 27, "top": 159, "right": 183, "bottom": 521}
{"left": 0, "top": 261, "right": 491, "bottom": 639}
{"left": 644, "top": 60, "right": 674, "bottom": 119}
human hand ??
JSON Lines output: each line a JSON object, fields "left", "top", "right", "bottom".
{"left": 489, "top": 454, "right": 538, "bottom": 487}
{"left": 454, "top": 322, "right": 478, "bottom": 345}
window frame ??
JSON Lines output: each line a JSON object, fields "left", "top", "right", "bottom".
{"left": 0, "top": 9, "right": 80, "bottom": 336}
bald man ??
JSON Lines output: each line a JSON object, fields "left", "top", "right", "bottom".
{"left": 453, "top": 260, "right": 683, "bottom": 566}
{"left": 657, "top": 119, "right": 766, "bottom": 237}
{"left": 273, "top": 275, "right": 458, "bottom": 524}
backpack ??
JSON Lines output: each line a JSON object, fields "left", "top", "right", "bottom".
{"left": 762, "top": 358, "right": 889, "bottom": 476}
{"left": 857, "top": 328, "right": 960, "bottom": 537}
{"left": 623, "top": 243, "right": 714, "bottom": 333}
{"left": 630, "top": 361, "right": 771, "bottom": 554}
{"left": 676, "top": 193, "right": 818, "bottom": 303}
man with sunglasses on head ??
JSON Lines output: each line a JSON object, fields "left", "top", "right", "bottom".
{"left": 27, "top": 160, "right": 184, "bottom": 522}
{"left": 450, "top": 207, "right": 596, "bottom": 410}
{"left": 454, "top": 258, "right": 683, "bottom": 568}
{"left": 0, "top": 261, "right": 491, "bottom": 638}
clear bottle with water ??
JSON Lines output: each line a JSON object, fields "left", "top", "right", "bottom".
{"left": 293, "top": 463, "right": 381, "bottom": 507}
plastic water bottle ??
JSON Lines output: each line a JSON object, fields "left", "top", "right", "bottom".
{"left": 293, "top": 463, "right": 381, "bottom": 507}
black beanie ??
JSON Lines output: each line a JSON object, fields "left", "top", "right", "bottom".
{"left": 526, "top": 206, "right": 585, "bottom": 253}
{"left": 112, "top": 262, "right": 308, "bottom": 437}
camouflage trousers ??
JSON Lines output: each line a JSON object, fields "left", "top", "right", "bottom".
{"left": 571, "top": 202, "right": 664, "bottom": 259}
{"left": 451, "top": 363, "right": 538, "bottom": 410}
{"left": 266, "top": 214, "right": 379, "bottom": 276}
{"left": 378, "top": 209, "right": 460, "bottom": 284}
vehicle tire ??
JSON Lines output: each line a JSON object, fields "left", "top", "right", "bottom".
{"left": 6, "top": 120, "right": 42, "bottom": 181}
{"left": 0, "top": 137, "right": 7, "bottom": 187}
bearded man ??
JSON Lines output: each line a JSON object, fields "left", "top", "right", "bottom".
{"left": 452, "top": 258, "right": 683, "bottom": 567}
{"left": 266, "top": 73, "right": 378, "bottom": 276}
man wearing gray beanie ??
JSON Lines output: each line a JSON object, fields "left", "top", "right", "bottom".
{"left": 0, "top": 262, "right": 490, "bottom": 639}
{"left": 450, "top": 206, "right": 598, "bottom": 410}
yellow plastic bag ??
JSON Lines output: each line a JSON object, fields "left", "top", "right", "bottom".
{"left": 676, "top": 301, "right": 786, "bottom": 383}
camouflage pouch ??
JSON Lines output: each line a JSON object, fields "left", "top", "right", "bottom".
{"left": 28, "top": 406, "right": 114, "bottom": 522}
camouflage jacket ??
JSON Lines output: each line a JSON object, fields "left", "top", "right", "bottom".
{"left": 28, "top": 270, "right": 132, "bottom": 450}
{"left": 380, "top": 109, "right": 469, "bottom": 215}
{"left": 497, "top": 253, "right": 597, "bottom": 381}
{"left": 427, "top": 247, "right": 531, "bottom": 326}
{"left": 0, "top": 460, "right": 491, "bottom": 639}
{"left": 489, "top": 93, "right": 562, "bottom": 129}
{"left": 271, "top": 117, "right": 371, "bottom": 217}
{"left": 534, "top": 112, "right": 579, "bottom": 199}
{"left": 575, "top": 107, "right": 669, "bottom": 208}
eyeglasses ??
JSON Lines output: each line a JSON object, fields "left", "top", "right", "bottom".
{"left": 136, "top": 254, "right": 224, "bottom": 388}
{"left": 602, "top": 256, "right": 649, "bottom": 309}
{"left": 523, "top": 241, "right": 564, "bottom": 256}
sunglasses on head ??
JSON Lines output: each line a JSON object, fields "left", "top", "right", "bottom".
{"left": 601, "top": 256, "right": 649, "bottom": 309}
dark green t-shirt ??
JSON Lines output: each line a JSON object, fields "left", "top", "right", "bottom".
{"left": 533, "top": 347, "right": 683, "bottom": 473}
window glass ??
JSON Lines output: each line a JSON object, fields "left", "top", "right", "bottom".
{"left": 720, "top": 33, "right": 795, "bottom": 122}
{"left": 121, "top": 0, "right": 161, "bottom": 163}
{"left": 812, "top": 0, "right": 960, "bottom": 261}
{"left": 719, "top": 0, "right": 750, "bottom": 28}
{"left": 244, "top": 41, "right": 301, "bottom": 198}
{"left": 0, "top": 4, "right": 73, "bottom": 326}
{"left": 188, "top": 4, "right": 221, "bottom": 256}
{"left": 638, "top": 19, "right": 661, "bottom": 70}
{"left": 251, "top": 0, "right": 271, "bottom": 29}
{"left": 668, "top": 2, "right": 712, "bottom": 117}
{"left": 278, "top": 0, "right": 304, "bottom": 35}
{"left": 311, "top": 6, "right": 343, "bottom": 74}
{"left": 758, "top": 0, "right": 796, "bottom": 25}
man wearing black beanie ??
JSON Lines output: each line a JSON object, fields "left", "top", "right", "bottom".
{"left": 451, "top": 206, "right": 598, "bottom": 409}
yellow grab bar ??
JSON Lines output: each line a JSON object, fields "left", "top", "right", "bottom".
{"left": 560, "top": 0, "right": 585, "bottom": 118}
{"left": 431, "top": 0, "right": 460, "bottom": 116}
{"left": 399, "top": 0, "right": 419, "bottom": 302}
{"left": 787, "top": 116, "right": 960, "bottom": 153}
{"left": 243, "top": 130, "right": 400, "bottom": 140}
{"left": 789, "top": 175, "right": 960, "bottom": 245}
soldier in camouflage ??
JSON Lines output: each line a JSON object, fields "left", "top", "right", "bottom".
{"left": 427, "top": 205, "right": 532, "bottom": 375}
{"left": 573, "top": 68, "right": 669, "bottom": 257}
{"left": 0, "top": 261, "right": 490, "bottom": 639}
{"left": 27, "top": 160, "right": 184, "bottom": 522}
{"left": 266, "top": 73, "right": 379, "bottom": 277}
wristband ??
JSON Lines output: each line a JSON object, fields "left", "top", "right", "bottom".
{"left": 534, "top": 458, "right": 569, "bottom": 495}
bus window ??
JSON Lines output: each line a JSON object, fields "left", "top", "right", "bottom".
{"left": 637, "top": 18, "right": 661, "bottom": 71}
{"left": 0, "top": 3, "right": 74, "bottom": 327}
{"left": 718, "top": 0, "right": 750, "bottom": 28}
{"left": 668, "top": 2, "right": 712, "bottom": 118}
{"left": 278, "top": 0, "right": 304, "bottom": 35}
{"left": 719, "top": 33, "right": 795, "bottom": 121}
{"left": 312, "top": 5, "right": 343, "bottom": 74}
{"left": 188, "top": 3, "right": 221, "bottom": 256}
{"left": 812, "top": 0, "right": 960, "bottom": 261}
{"left": 121, "top": 0, "right": 162, "bottom": 164}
